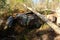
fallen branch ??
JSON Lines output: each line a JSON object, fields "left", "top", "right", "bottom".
{"left": 22, "top": 4, "right": 60, "bottom": 34}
